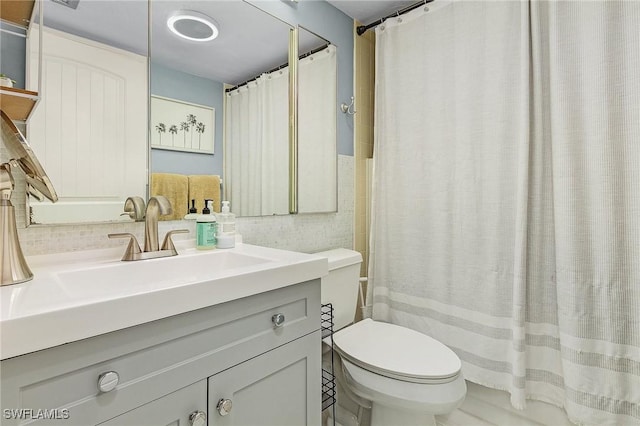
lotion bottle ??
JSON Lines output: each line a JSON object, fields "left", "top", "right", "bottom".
{"left": 196, "top": 200, "right": 217, "bottom": 250}
{"left": 216, "top": 201, "right": 235, "bottom": 249}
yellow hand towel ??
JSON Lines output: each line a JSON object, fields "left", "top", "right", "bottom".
{"left": 150, "top": 173, "right": 189, "bottom": 220}
{"left": 188, "top": 175, "right": 221, "bottom": 213}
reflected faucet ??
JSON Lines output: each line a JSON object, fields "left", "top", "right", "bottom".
{"left": 120, "top": 196, "right": 145, "bottom": 221}
{"left": 108, "top": 195, "right": 188, "bottom": 261}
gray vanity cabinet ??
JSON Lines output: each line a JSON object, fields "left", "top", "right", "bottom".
{"left": 0, "top": 280, "right": 321, "bottom": 426}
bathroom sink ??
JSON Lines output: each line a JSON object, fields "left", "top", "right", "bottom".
{"left": 55, "top": 250, "right": 271, "bottom": 297}
{"left": 0, "top": 243, "right": 328, "bottom": 360}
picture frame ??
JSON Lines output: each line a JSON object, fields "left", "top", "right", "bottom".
{"left": 151, "top": 95, "right": 215, "bottom": 154}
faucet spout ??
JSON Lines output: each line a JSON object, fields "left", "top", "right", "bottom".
{"left": 144, "top": 196, "right": 172, "bottom": 252}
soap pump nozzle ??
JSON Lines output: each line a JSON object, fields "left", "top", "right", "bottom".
{"left": 189, "top": 199, "right": 197, "bottom": 214}
{"left": 202, "top": 199, "right": 212, "bottom": 215}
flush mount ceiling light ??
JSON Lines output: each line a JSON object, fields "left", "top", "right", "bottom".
{"left": 167, "top": 11, "right": 219, "bottom": 42}
{"left": 51, "top": 0, "right": 80, "bottom": 9}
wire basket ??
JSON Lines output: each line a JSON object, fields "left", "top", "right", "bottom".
{"left": 322, "top": 368, "right": 336, "bottom": 411}
{"left": 321, "top": 303, "right": 337, "bottom": 418}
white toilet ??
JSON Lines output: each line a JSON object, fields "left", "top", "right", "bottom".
{"left": 317, "top": 249, "right": 466, "bottom": 426}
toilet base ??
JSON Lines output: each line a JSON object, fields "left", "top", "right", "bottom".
{"left": 371, "top": 403, "right": 436, "bottom": 426}
{"left": 338, "top": 356, "right": 466, "bottom": 426}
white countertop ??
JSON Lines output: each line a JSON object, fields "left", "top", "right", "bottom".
{"left": 0, "top": 242, "right": 328, "bottom": 360}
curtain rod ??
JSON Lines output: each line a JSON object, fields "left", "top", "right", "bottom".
{"left": 226, "top": 43, "right": 330, "bottom": 93}
{"left": 356, "top": 0, "right": 435, "bottom": 36}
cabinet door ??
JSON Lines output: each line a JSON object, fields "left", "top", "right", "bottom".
{"left": 99, "top": 381, "right": 206, "bottom": 426}
{"left": 208, "top": 331, "right": 321, "bottom": 426}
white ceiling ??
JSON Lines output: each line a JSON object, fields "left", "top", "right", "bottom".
{"left": 40, "top": 0, "right": 415, "bottom": 84}
{"left": 41, "top": 0, "right": 327, "bottom": 85}
{"left": 326, "top": 0, "right": 419, "bottom": 26}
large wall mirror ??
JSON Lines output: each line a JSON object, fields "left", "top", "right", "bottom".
{"left": 150, "top": 0, "right": 292, "bottom": 218}
{"left": 21, "top": 0, "right": 338, "bottom": 225}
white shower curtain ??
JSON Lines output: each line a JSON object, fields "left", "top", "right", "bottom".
{"left": 225, "top": 70, "right": 289, "bottom": 217}
{"left": 226, "top": 44, "right": 337, "bottom": 216}
{"left": 369, "top": 2, "right": 639, "bottom": 425}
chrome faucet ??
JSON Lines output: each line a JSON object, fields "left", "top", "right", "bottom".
{"left": 108, "top": 196, "right": 188, "bottom": 261}
{"left": 1, "top": 163, "right": 33, "bottom": 285}
{"left": 144, "top": 196, "right": 172, "bottom": 252}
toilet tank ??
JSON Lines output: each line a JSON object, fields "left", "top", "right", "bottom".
{"left": 315, "top": 248, "right": 363, "bottom": 331}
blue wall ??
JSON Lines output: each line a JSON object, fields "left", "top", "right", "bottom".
{"left": 246, "top": 0, "right": 355, "bottom": 156}
{"left": 0, "top": 24, "right": 26, "bottom": 88}
{"left": 150, "top": 62, "right": 224, "bottom": 175}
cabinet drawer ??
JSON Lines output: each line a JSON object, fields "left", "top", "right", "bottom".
{"left": 0, "top": 280, "right": 320, "bottom": 426}
{"left": 98, "top": 380, "right": 206, "bottom": 426}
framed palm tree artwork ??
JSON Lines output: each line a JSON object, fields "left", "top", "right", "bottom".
{"left": 151, "top": 95, "right": 215, "bottom": 154}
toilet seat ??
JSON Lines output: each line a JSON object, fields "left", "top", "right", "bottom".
{"left": 333, "top": 319, "right": 462, "bottom": 384}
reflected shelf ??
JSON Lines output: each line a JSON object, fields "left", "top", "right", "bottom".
{"left": 0, "top": 0, "right": 35, "bottom": 29}
{"left": 0, "top": 87, "right": 39, "bottom": 122}
{"left": 1, "top": 0, "right": 39, "bottom": 122}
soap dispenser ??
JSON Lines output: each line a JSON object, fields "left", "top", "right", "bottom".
{"left": 196, "top": 200, "right": 217, "bottom": 250}
{"left": 216, "top": 200, "right": 236, "bottom": 249}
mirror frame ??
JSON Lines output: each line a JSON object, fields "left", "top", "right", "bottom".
{"left": 289, "top": 26, "right": 298, "bottom": 214}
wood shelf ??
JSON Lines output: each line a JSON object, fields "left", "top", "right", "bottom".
{"left": 0, "top": 0, "right": 35, "bottom": 28}
{"left": 0, "top": 0, "right": 39, "bottom": 122}
{"left": 0, "top": 87, "right": 39, "bottom": 122}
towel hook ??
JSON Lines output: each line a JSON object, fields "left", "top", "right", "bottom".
{"left": 340, "top": 96, "right": 357, "bottom": 115}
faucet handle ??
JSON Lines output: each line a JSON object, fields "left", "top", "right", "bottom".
{"left": 161, "top": 229, "right": 189, "bottom": 252}
{"left": 108, "top": 233, "right": 142, "bottom": 261}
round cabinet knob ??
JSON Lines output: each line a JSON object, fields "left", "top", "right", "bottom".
{"left": 216, "top": 398, "right": 233, "bottom": 416}
{"left": 189, "top": 410, "right": 207, "bottom": 426}
{"left": 272, "top": 313, "right": 285, "bottom": 327}
{"left": 97, "top": 371, "right": 119, "bottom": 393}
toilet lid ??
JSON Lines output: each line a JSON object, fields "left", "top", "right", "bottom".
{"left": 332, "top": 319, "right": 461, "bottom": 382}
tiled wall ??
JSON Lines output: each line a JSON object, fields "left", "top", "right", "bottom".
{"left": 5, "top": 153, "right": 353, "bottom": 256}
{"left": 354, "top": 23, "right": 375, "bottom": 277}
